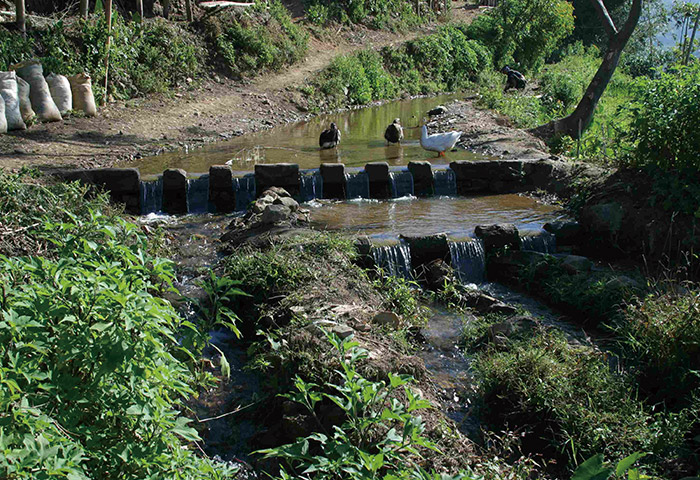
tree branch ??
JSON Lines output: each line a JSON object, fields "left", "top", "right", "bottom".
{"left": 590, "top": 0, "right": 618, "bottom": 38}
{"left": 618, "top": 0, "right": 643, "bottom": 41}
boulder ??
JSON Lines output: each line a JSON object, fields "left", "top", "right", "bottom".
{"left": 274, "top": 196, "right": 299, "bottom": 211}
{"left": 487, "top": 250, "right": 548, "bottom": 283}
{"left": 580, "top": 202, "right": 624, "bottom": 235}
{"left": 372, "top": 311, "right": 401, "bottom": 329}
{"left": 543, "top": 220, "right": 581, "bottom": 246}
{"left": 261, "top": 204, "right": 292, "bottom": 224}
{"left": 474, "top": 224, "right": 521, "bottom": 253}
{"left": 557, "top": 254, "right": 593, "bottom": 274}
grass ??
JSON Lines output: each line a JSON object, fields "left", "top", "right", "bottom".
{"left": 466, "top": 317, "right": 695, "bottom": 477}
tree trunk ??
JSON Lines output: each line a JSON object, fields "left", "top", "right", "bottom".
{"left": 103, "top": 0, "right": 113, "bottom": 106}
{"left": 185, "top": 0, "right": 192, "bottom": 21}
{"left": 684, "top": 9, "right": 700, "bottom": 65}
{"left": 532, "top": 0, "right": 642, "bottom": 139}
{"left": 15, "top": 0, "right": 25, "bottom": 37}
{"left": 163, "top": 0, "right": 170, "bottom": 18}
{"left": 80, "top": 0, "right": 88, "bottom": 19}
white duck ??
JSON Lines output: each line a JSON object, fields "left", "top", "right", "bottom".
{"left": 420, "top": 124, "right": 462, "bottom": 157}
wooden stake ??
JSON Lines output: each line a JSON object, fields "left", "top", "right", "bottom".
{"left": 137, "top": 0, "right": 144, "bottom": 20}
{"left": 103, "top": 0, "right": 113, "bottom": 107}
{"left": 163, "top": 0, "right": 170, "bottom": 18}
{"left": 80, "top": 0, "right": 88, "bottom": 19}
{"left": 185, "top": 0, "right": 193, "bottom": 21}
{"left": 15, "top": 0, "right": 25, "bottom": 37}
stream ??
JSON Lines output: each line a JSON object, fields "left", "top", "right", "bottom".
{"left": 122, "top": 94, "right": 492, "bottom": 175}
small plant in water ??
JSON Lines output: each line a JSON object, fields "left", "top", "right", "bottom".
{"left": 258, "top": 331, "right": 473, "bottom": 479}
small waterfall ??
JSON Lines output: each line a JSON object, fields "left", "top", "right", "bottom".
{"left": 300, "top": 172, "right": 323, "bottom": 202}
{"left": 234, "top": 175, "right": 256, "bottom": 211}
{"left": 140, "top": 177, "right": 163, "bottom": 214}
{"left": 449, "top": 239, "right": 486, "bottom": 285}
{"left": 187, "top": 175, "right": 211, "bottom": 214}
{"left": 433, "top": 168, "right": 456, "bottom": 196}
{"left": 521, "top": 232, "right": 557, "bottom": 254}
{"left": 389, "top": 171, "right": 414, "bottom": 198}
{"left": 345, "top": 172, "right": 370, "bottom": 199}
{"left": 372, "top": 243, "right": 412, "bottom": 279}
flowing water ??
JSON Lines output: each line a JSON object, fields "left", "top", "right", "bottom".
{"left": 124, "top": 94, "right": 492, "bottom": 175}
{"left": 308, "top": 194, "right": 566, "bottom": 240}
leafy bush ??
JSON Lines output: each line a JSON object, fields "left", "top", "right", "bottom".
{"left": 465, "top": 0, "right": 574, "bottom": 71}
{"left": 0, "top": 173, "right": 235, "bottom": 479}
{"left": 210, "top": 1, "right": 308, "bottom": 76}
{"left": 304, "top": 0, "right": 431, "bottom": 30}
{"left": 539, "top": 70, "right": 583, "bottom": 115}
{"left": 627, "top": 63, "right": 700, "bottom": 172}
{"left": 1, "top": 16, "right": 203, "bottom": 104}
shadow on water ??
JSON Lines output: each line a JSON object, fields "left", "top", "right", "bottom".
{"left": 125, "top": 94, "right": 493, "bottom": 175}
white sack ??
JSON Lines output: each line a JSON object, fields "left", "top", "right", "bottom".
{"left": 16, "top": 76, "right": 35, "bottom": 124}
{"left": 13, "top": 59, "right": 62, "bottom": 123}
{"left": 0, "top": 71, "right": 27, "bottom": 130}
{"left": 46, "top": 73, "right": 72, "bottom": 114}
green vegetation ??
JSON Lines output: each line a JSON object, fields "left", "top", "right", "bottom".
{"left": 303, "top": 0, "right": 435, "bottom": 30}
{"left": 467, "top": 319, "right": 693, "bottom": 477}
{"left": 308, "top": 25, "right": 491, "bottom": 109}
{"left": 0, "top": 171, "right": 235, "bottom": 478}
{"left": 0, "top": 17, "right": 203, "bottom": 104}
{"left": 615, "top": 288, "right": 700, "bottom": 406}
{"left": 207, "top": 1, "right": 309, "bottom": 77}
{"left": 259, "top": 332, "right": 470, "bottom": 479}
{"left": 464, "top": 0, "right": 575, "bottom": 70}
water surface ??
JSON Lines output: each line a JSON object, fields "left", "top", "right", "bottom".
{"left": 308, "top": 194, "right": 566, "bottom": 240}
{"left": 126, "top": 94, "right": 492, "bottom": 175}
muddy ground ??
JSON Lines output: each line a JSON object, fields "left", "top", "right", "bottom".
{"left": 0, "top": 3, "right": 549, "bottom": 172}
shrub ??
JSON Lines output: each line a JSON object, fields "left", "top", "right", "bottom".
{"left": 627, "top": 63, "right": 700, "bottom": 172}
{"left": 210, "top": 1, "right": 308, "bottom": 77}
{"left": 304, "top": 0, "right": 432, "bottom": 30}
{"left": 0, "top": 172, "right": 236, "bottom": 479}
{"left": 0, "top": 27, "right": 34, "bottom": 70}
{"left": 465, "top": 0, "right": 574, "bottom": 71}
{"left": 539, "top": 70, "right": 583, "bottom": 115}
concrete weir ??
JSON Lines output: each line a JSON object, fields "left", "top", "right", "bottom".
{"left": 51, "top": 158, "right": 592, "bottom": 215}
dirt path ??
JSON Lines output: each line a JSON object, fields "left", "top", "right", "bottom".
{"left": 0, "top": 4, "right": 543, "bottom": 172}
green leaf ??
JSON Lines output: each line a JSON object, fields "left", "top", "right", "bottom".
{"left": 171, "top": 417, "right": 201, "bottom": 442}
{"left": 615, "top": 452, "right": 647, "bottom": 476}
{"left": 572, "top": 455, "right": 612, "bottom": 480}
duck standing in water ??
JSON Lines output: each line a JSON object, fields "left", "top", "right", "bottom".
{"left": 420, "top": 124, "right": 462, "bottom": 157}
{"left": 384, "top": 118, "right": 404, "bottom": 144}
{"left": 319, "top": 122, "right": 341, "bottom": 149}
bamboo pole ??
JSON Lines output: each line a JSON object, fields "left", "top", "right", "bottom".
{"left": 103, "top": 0, "right": 113, "bottom": 106}
{"left": 185, "top": 0, "right": 193, "bottom": 21}
{"left": 15, "top": 0, "right": 25, "bottom": 37}
{"left": 80, "top": 0, "right": 88, "bottom": 19}
{"left": 137, "top": 0, "right": 144, "bottom": 20}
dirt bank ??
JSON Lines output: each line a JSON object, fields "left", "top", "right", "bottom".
{"left": 0, "top": 4, "right": 549, "bottom": 172}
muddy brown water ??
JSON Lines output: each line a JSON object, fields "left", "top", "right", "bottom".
{"left": 125, "top": 94, "right": 492, "bottom": 175}
{"left": 308, "top": 194, "right": 567, "bottom": 240}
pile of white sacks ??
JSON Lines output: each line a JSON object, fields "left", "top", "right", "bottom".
{"left": 0, "top": 58, "right": 97, "bottom": 134}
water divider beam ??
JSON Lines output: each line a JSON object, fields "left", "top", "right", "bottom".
{"left": 254, "top": 163, "right": 300, "bottom": 198}
{"left": 364, "top": 162, "right": 392, "bottom": 199}
{"left": 209, "top": 165, "right": 235, "bottom": 213}
{"left": 320, "top": 163, "right": 346, "bottom": 199}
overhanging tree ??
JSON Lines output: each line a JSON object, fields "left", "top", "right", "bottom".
{"left": 532, "top": 0, "right": 642, "bottom": 139}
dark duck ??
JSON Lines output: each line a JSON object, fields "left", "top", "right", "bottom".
{"left": 384, "top": 118, "right": 404, "bottom": 144}
{"left": 319, "top": 122, "right": 341, "bottom": 149}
